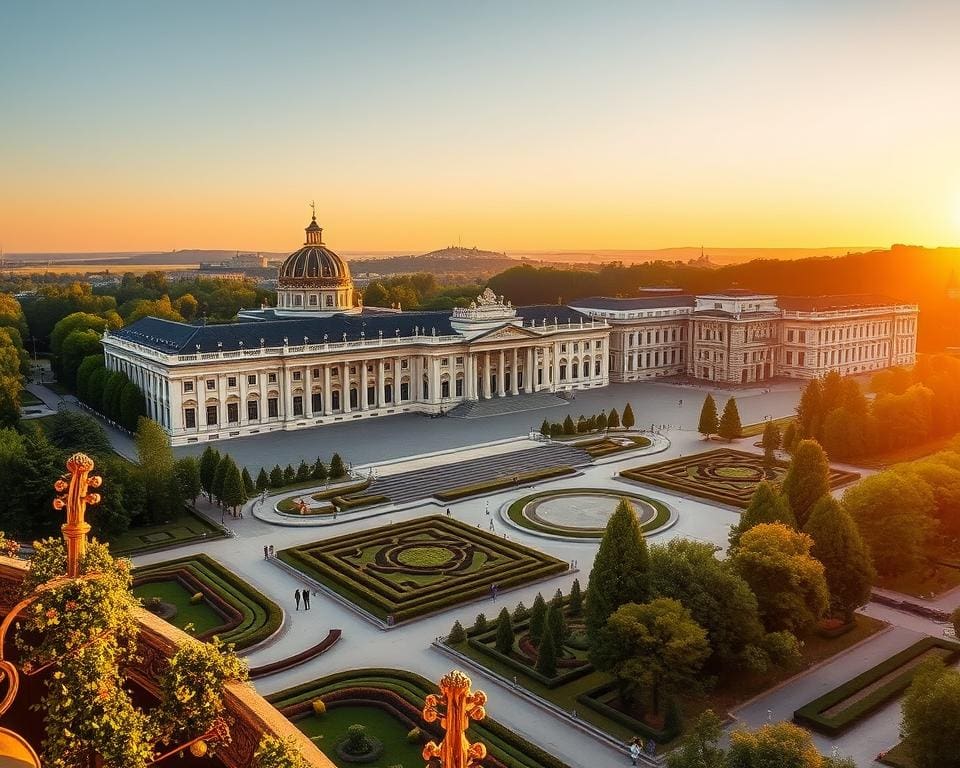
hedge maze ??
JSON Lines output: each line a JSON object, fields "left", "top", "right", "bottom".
{"left": 268, "top": 668, "right": 571, "bottom": 768}
{"left": 620, "top": 448, "right": 859, "bottom": 508}
{"left": 278, "top": 516, "right": 568, "bottom": 624}
{"left": 133, "top": 553, "right": 282, "bottom": 650}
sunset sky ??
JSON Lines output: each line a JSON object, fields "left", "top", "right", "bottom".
{"left": 2, "top": 1, "right": 960, "bottom": 253}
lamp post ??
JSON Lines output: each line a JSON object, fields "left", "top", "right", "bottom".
{"left": 422, "top": 670, "right": 487, "bottom": 768}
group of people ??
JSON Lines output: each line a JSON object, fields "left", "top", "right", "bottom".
{"left": 262, "top": 545, "right": 275, "bottom": 559}
{"left": 294, "top": 588, "right": 312, "bottom": 610}
{"left": 628, "top": 736, "right": 656, "bottom": 764}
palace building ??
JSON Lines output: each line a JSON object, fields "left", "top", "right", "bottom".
{"left": 101, "top": 213, "right": 919, "bottom": 445}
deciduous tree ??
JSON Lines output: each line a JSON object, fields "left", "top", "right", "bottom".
{"left": 781, "top": 439, "right": 831, "bottom": 527}
{"left": 729, "top": 481, "right": 795, "bottom": 550}
{"left": 900, "top": 658, "right": 960, "bottom": 768}
{"left": 174, "top": 457, "right": 202, "bottom": 506}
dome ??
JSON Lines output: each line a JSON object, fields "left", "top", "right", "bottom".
{"left": 277, "top": 215, "right": 352, "bottom": 288}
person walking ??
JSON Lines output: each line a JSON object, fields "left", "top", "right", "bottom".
{"left": 294, "top": 589, "right": 301, "bottom": 611}
{"left": 446, "top": 507, "right": 452, "bottom": 517}
{"left": 303, "top": 590, "right": 311, "bottom": 610}
{"left": 629, "top": 739, "right": 641, "bottom": 765}
{"left": 263, "top": 545, "right": 268, "bottom": 560}
{"left": 269, "top": 545, "right": 275, "bottom": 557}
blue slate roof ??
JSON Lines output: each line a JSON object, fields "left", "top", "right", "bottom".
{"left": 109, "top": 304, "right": 594, "bottom": 354}
{"left": 569, "top": 295, "right": 696, "bottom": 310}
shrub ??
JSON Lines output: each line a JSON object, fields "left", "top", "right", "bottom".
{"left": 312, "top": 457, "right": 328, "bottom": 481}
{"left": 344, "top": 724, "right": 372, "bottom": 755}
{"left": 549, "top": 422, "right": 562, "bottom": 437}
{"left": 311, "top": 698, "right": 326, "bottom": 717}
{"left": 447, "top": 620, "right": 466, "bottom": 644}
{"left": 330, "top": 453, "right": 347, "bottom": 478}
{"left": 473, "top": 613, "right": 488, "bottom": 633}
{"left": 563, "top": 415, "right": 576, "bottom": 435}
{"left": 540, "top": 419, "right": 550, "bottom": 437}
{"left": 406, "top": 727, "right": 422, "bottom": 744}
{"left": 190, "top": 592, "right": 204, "bottom": 605}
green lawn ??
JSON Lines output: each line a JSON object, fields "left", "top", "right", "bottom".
{"left": 132, "top": 579, "right": 223, "bottom": 635}
{"left": 296, "top": 706, "right": 421, "bottom": 768}
{"left": 740, "top": 416, "right": 795, "bottom": 438}
{"left": 20, "top": 390, "right": 43, "bottom": 406}
{"left": 109, "top": 509, "right": 225, "bottom": 555}
{"left": 879, "top": 740, "right": 915, "bottom": 768}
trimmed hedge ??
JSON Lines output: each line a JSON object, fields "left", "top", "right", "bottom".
{"left": 505, "top": 488, "right": 671, "bottom": 539}
{"left": 248, "top": 629, "right": 342, "bottom": 679}
{"left": 278, "top": 516, "right": 568, "bottom": 624}
{"left": 134, "top": 553, "right": 282, "bottom": 650}
{"left": 793, "top": 637, "right": 960, "bottom": 735}
{"left": 267, "top": 667, "right": 571, "bottom": 768}
{"left": 576, "top": 680, "right": 679, "bottom": 743}
{"left": 435, "top": 466, "right": 576, "bottom": 502}
{"left": 580, "top": 436, "right": 651, "bottom": 459}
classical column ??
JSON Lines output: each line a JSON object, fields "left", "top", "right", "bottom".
{"left": 466, "top": 354, "right": 476, "bottom": 400}
{"left": 394, "top": 356, "right": 402, "bottom": 402}
{"left": 482, "top": 352, "right": 492, "bottom": 399}
{"left": 525, "top": 347, "right": 534, "bottom": 393}
{"left": 377, "top": 359, "right": 386, "bottom": 406}
{"left": 323, "top": 365, "right": 332, "bottom": 415}
{"left": 511, "top": 348, "right": 519, "bottom": 395}
{"left": 498, "top": 349, "right": 506, "bottom": 397}
{"left": 304, "top": 366, "right": 313, "bottom": 418}
{"left": 360, "top": 359, "right": 369, "bottom": 410}
{"left": 431, "top": 357, "right": 442, "bottom": 404}
{"left": 552, "top": 344, "right": 561, "bottom": 389}
{"left": 342, "top": 362, "right": 352, "bottom": 413}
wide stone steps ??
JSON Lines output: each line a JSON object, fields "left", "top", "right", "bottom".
{"left": 447, "top": 391, "right": 569, "bottom": 419}
{"left": 368, "top": 443, "right": 590, "bottom": 505}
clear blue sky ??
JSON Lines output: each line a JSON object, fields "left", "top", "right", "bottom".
{"left": 2, "top": 1, "right": 960, "bottom": 251}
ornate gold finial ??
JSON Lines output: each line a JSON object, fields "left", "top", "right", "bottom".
{"left": 310, "top": 199, "right": 316, "bottom": 221}
{"left": 52, "top": 452, "right": 101, "bottom": 579}
{"left": 422, "top": 670, "right": 487, "bottom": 768}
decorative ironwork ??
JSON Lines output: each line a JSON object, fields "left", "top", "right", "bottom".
{"left": 422, "top": 670, "right": 487, "bottom": 768}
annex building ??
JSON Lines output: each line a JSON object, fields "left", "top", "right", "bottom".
{"left": 102, "top": 214, "right": 918, "bottom": 445}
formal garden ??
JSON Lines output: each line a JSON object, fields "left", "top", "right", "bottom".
{"left": 504, "top": 489, "right": 672, "bottom": 539}
{"left": 794, "top": 637, "right": 960, "bottom": 736}
{"left": 278, "top": 516, "right": 568, "bottom": 624}
{"left": 268, "top": 668, "right": 570, "bottom": 768}
{"left": 620, "top": 447, "right": 859, "bottom": 508}
{"left": 275, "top": 477, "right": 390, "bottom": 516}
{"left": 133, "top": 553, "right": 283, "bottom": 650}
{"left": 111, "top": 508, "right": 227, "bottom": 555}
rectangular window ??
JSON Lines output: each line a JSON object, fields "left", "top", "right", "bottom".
{"left": 184, "top": 408, "right": 196, "bottom": 428}
{"left": 311, "top": 392, "right": 322, "bottom": 412}
{"left": 247, "top": 374, "right": 256, "bottom": 385}
{"left": 350, "top": 366, "right": 356, "bottom": 375}
{"left": 206, "top": 405, "right": 218, "bottom": 425}
{"left": 561, "top": 343, "right": 567, "bottom": 353}
{"left": 401, "top": 360, "right": 409, "bottom": 369}
{"left": 206, "top": 379, "right": 216, "bottom": 390}
{"left": 183, "top": 381, "right": 194, "bottom": 393}
{"left": 595, "top": 360, "right": 601, "bottom": 375}
{"left": 332, "top": 367, "right": 339, "bottom": 377}
{"left": 268, "top": 398, "right": 279, "bottom": 418}
{"left": 456, "top": 378, "right": 463, "bottom": 396}
{"left": 247, "top": 400, "right": 259, "bottom": 421}
{"left": 312, "top": 368, "right": 320, "bottom": 378}
{"left": 455, "top": 356, "right": 463, "bottom": 365}
{"left": 441, "top": 357, "right": 449, "bottom": 367}
{"left": 293, "top": 395, "right": 303, "bottom": 416}
{"left": 268, "top": 372, "right": 277, "bottom": 383}
{"left": 227, "top": 402, "right": 239, "bottom": 423}
{"left": 293, "top": 371, "right": 302, "bottom": 381}
{"left": 227, "top": 376, "right": 237, "bottom": 388}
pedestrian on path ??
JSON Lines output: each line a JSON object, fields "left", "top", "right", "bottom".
{"left": 263, "top": 545, "right": 268, "bottom": 560}
{"left": 446, "top": 507, "right": 452, "bottom": 517}
{"left": 303, "top": 590, "right": 311, "bottom": 610}
{"left": 629, "top": 739, "right": 641, "bottom": 765}
{"left": 489, "top": 519, "right": 495, "bottom": 532}
{"left": 294, "top": 589, "right": 301, "bottom": 611}
{"left": 269, "top": 545, "right": 275, "bottom": 557}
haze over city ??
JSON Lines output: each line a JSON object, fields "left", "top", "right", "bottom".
{"left": 3, "top": 0, "right": 960, "bottom": 253}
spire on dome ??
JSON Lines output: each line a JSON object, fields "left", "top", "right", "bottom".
{"left": 304, "top": 200, "right": 323, "bottom": 245}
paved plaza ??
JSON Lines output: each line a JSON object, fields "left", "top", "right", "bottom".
{"left": 36, "top": 376, "right": 954, "bottom": 767}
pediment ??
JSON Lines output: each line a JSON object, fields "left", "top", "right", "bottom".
{"left": 470, "top": 323, "right": 539, "bottom": 343}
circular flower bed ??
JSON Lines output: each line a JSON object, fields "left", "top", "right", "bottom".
{"left": 334, "top": 725, "right": 385, "bottom": 764}
{"left": 395, "top": 546, "right": 455, "bottom": 568}
{"left": 505, "top": 489, "right": 672, "bottom": 539}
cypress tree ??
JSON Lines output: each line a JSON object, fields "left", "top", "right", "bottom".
{"left": 796, "top": 378, "right": 824, "bottom": 439}
{"left": 295, "top": 459, "right": 311, "bottom": 482}
{"left": 585, "top": 498, "right": 650, "bottom": 642}
{"left": 536, "top": 630, "right": 557, "bottom": 676}
{"left": 698, "top": 394, "right": 719, "bottom": 439}
{"left": 529, "top": 593, "right": 548, "bottom": 643}
{"left": 803, "top": 496, "right": 875, "bottom": 621}
{"left": 595, "top": 412, "right": 607, "bottom": 431}
{"left": 782, "top": 439, "right": 831, "bottom": 528}
{"left": 282, "top": 463, "right": 296, "bottom": 484}
{"left": 546, "top": 604, "right": 566, "bottom": 647}
{"left": 577, "top": 416, "right": 588, "bottom": 434}
{"left": 761, "top": 420, "right": 782, "bottom": 475}
{"left": 568, "top": 578, "right": 583, "bottom": 614}
{"left": 312, "top": 457, "right": 328, "bottom": 481}
{"left": 622, "top": 402, "right": 635, "bottom": 430}
{"left": 241, "top": 466, "right": 255, "bottom": 495}
{"left": 473, "top": 613, "right": 487, "bottom": 633}
{"left": 330, "top": 453, "right": 346, "bottom": 478}
{"left": 269, "top": 464, "right": 284, "bottom": 488}
{"left": 729, "top": 481, "right": 795, "bottom": 549}
{"left": 199, "top": 446, "right": 221, "bottom": 501}
{"left": 782, "top": 421, "right": 799, "bottom": 452}
{"left": 495, "top": 608, "right": 514, "bottom": 654}
{"left": 607, "top": 407, "right": 620, "bottom": 429}
{"left": 540, "top": 419, "right": 550, "bottom": 437}
{"left": 256, "top": 467, "right": 269, "bottom": 491}
{"left": 512, "top": 601, "right": 529, "bottom": 622}
{"left": 718, "top": 397, "right": 743, "bottom": 440}
{"left": 222, "top": 460, "right": 247, "bottom": 513}
{"left": 212, "top": 455, "right": 231, "bottom": 503}
{"left": 563, "top": 415, "right": 576, "bottom": 435}
{"left": 447, "top": 620, "right": 466, "bottom": 644}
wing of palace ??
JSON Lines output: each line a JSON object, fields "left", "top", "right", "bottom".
{"left": 101, "top": 213, "right": 918, "bottom": 445}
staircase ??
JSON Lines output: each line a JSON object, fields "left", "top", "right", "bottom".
{"left": 369, "top": 443, "right": 590, "bottom": 505}
{"left": 447, "top": 392, "right": 568, "bottom": 419}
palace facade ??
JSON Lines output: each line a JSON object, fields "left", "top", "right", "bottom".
{"left": 101, "top": 214, "right": 918, "bottom": 445}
